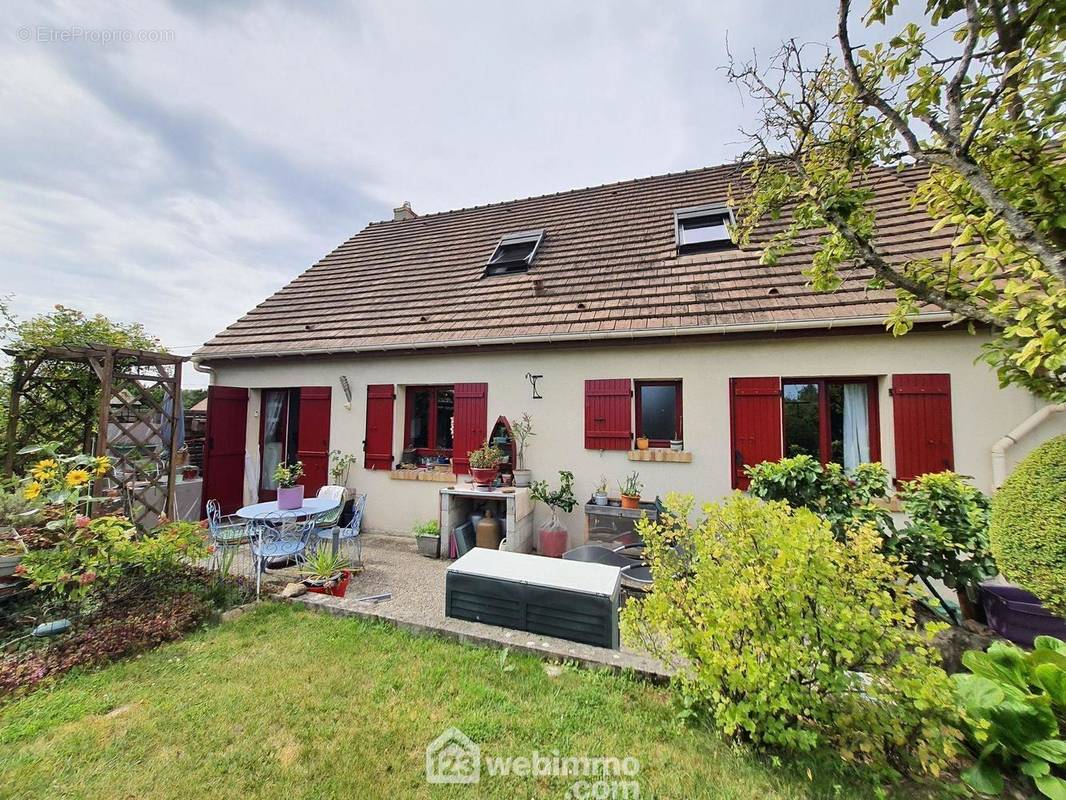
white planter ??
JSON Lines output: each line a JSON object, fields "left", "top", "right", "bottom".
{"left": 512, "top": 469, "right": 532, "bottom": 488}
{"left": 669, "top": 440, "right": 683, "bottom": 451}
{"left": 593, "top": 493, "right": 609, "bottom": 506}
{"left": 0, "top": 553, "right": 23, "bottom": 578}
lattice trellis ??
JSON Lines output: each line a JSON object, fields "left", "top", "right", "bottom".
{"left": 3, "top": 345, "right": 186, "bottom": 531}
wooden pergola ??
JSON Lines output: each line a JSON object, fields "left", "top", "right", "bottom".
{"left": 3, "top": 344, "right": 187, "bottom": 530}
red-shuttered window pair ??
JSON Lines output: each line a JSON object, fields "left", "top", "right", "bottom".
{"left": 728, "top": 374, "right": 954, "bottom": 490}
{"left": 364, "top": 383, "right": 488, "bottom": 475}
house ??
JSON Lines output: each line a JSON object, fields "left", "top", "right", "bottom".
{"left": 193, "top": 162, "right": 1066, "bottom": 539}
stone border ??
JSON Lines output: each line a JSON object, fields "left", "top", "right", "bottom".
{"left": 277, "top": 591, "right": 671, "bottom": 684}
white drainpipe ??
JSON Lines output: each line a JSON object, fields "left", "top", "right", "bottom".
{"left": 991, "top": 404, "right": 1066, "bottom": 488}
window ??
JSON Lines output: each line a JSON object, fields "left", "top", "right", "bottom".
{"left": 674, "top": 204, "right": 734, "bottom": 254}
{"left": 635, "top": 380, "right": 682, "bottom": 448}
{"left": 260, "top": 389, "right": 299, "bottom": 491}
{"left": 782, "top": 378, "right": 879, "bottom": 471}
{"left": 483, "top": 230, "right": 544, "bottom": 277}
{"left": 404, "top": 385, "right": 454, "bottom": 456}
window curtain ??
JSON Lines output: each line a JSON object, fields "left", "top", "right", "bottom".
{"left": 261, "top": 392, "right": 286, "bottom": 489}
{"left": 842, "top": 383, "right": 870, "bottom": 473}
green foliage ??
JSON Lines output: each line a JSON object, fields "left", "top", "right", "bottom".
{"left": 467, "top": 441, "right": 504, "bottom": 469}
{"left": 272, "top": 461, "right": 304, "bottom": 489}
{"left": 0, "top": 490, "right": 43, "bottom": 530}
{"left": 299, "top": 548, "right": 350, "bottom": 582}
{"left": 328, "top": 450, "right": 357, "bottom": 485}
{"left": 530, "top": 470, "right": 576, "bottom": 528}
{"left": 622, "top": 493, "right": 962, "bottom": 779}
{"left": 618, "top": 471, "right": 643, "bottom": 498}
{"left": 411, "top": 519, "right": 440, "bottom": 537}
{"left": 729, "top": 1, "right": 1066, "bottom": 401}
{"left": 510, "top": 412, "right": 534, "bottom": 469}
{"left": 16, "top": 515, "right": 208, "bottom": 600}
{"left": 745, "top": 455, "right": 893, "bottom": 540}
{"left": 593, "top": 473, "right": 609, "bottom": 495}
{"left": 3, "top": 303, "right": 158, "bottom": 352}
{"left": 990, "top": 435, "right": 1066, "bottom": 616}
{"left": 891, "top": 471, "right": 995, "bottom": 591}
{"left": 181, "top": 388, "right": 207, "bottom": 410}
{"left": 954, "top": 637, "right": 1066, "bottom": 798}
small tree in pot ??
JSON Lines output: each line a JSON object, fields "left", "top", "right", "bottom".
{"left": 510, "top": 413, "right": 535, "bottom": 487}
{"left": 530, "top": 470, "right": 576, "bottom": 558}
{"left": 619, "top": 471, "right": 643, "bottom": 510}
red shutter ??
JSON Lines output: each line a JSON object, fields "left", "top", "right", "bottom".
{"left": 892, "top": 373, "right": 953, "bottom": 482}
{"left": 297, "top": 387, "right": 331, "bottom": 495}
{"left": 730, "top": 377, "right": 782, "bottom": 490}
{"left": 584, "top": 379, "right": 633, "bottom": 450}
{"left": 451, "top": 383, "right": 488, "bottom": 475}
{"left": 201, "top": 385, "right": 248, "bottom": 516}
{"left": 364, "top": 384, "right": 395, "bottom": 470}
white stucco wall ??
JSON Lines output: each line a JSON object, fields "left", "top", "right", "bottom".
{"left": 204, "top": 329, "right": 1064, "bottom": 538}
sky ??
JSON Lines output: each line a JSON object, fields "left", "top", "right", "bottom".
{"left": 2, "top": 0, "right": 864, "bottom": 388}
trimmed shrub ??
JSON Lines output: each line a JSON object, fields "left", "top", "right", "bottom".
{"left": 745, "top": 455, "right": 893, "bottom": 540}
{"left": 622, "top": 493, "right": 962, "bottom": 779}
{"left": 990, "top": 435, "right": 1066, "bottom": 616}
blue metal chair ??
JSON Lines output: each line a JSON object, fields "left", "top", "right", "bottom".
{"left": 205, "top": 499, "right": 248, "bottom": 573}
{"left": 312, "top": 493, "right": 366, "bottom": 565}
{"left": 249, "top": 510, "right": 313, "bottom": 598}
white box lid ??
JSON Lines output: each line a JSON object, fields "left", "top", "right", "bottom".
{"left": 447, "top": 548, "right": 620, "bottom": 597}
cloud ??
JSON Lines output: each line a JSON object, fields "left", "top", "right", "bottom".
{"left": 1, "top": 0, "right": 851, "bottom": 385}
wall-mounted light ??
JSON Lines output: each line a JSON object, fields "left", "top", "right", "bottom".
{"left": 339, "top": 375, "right": 352, "bottom": 411}
{"left": 525, "top": 372, "right": 543, "bottom": 400}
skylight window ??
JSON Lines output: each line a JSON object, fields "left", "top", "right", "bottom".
{"left": 483, "top": 230, "right": 544, "bottom": 277}
{"left": 674, "top": 204, "right": 735, "bottom": 254}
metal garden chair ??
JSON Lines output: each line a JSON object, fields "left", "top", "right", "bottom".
{"left": 205, "top": 498, "right": 248, "bottom": 573}
{"left": 312, "top": 493, "right": 366, "bottom": 565}
{"left": 310, "top": 485, "right": 347, "bottom": 540}
{"left": 248, "top": 510, "right": 314, "bottom": 598}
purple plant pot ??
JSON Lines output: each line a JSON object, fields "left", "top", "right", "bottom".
{"left": 979, "top": 582, "right": 1066, "bottom": 647}
{"left": 277, "top": 485, "right": 305, "bottom": 511}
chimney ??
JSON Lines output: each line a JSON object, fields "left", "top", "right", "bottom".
{"left": 393, "top": 201, "right": 418, "bottom": 222}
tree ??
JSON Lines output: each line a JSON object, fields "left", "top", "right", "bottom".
{"left": 727, "top": 0, "right": 1065, "bottom": 401}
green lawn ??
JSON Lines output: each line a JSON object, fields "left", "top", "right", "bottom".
{"left": 0, "top": 603, "right": 945, "bottom": 799}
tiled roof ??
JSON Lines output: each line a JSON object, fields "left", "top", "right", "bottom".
{"left": 196, "top": 161, "right": 949, "bottom": 359}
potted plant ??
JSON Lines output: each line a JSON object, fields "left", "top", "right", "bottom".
{"left": 511, "top": 413, "right": 535, "bottom": 487}
{"left": 592, "top": 474, "right": 609, "bottom": 506}
{"left": 329, "top": 449, "right": 358, "bottom": 486}
{"left": 300, "top": 548, "right": 352, "bottom": 597}
{"left": 530, "top": 470, "right": 576, "bottom": 558}
{"left": 274, "top": 461, "right": 305, "bottom": 510}
{"left": 0, "top": 536, "right": 27, "bottom": 578}
{"left": 619, "top": 471, "right": 643, "bottom": 509}
{"left": 636, "top": 435, "right": 650, "bottom": 451}
{"left": 467, "top": 442, "right": 504, "bottom": 487}
{"left": 413, "top": 519, "right": 441, "bottom": 558}
{"left": 670, "top": 432, "right": 683, "bottom": 451}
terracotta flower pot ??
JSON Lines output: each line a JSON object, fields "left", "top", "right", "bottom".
{"left": 538, "top": 525, "right": 569, "bottom": 558}
{"left": 620, "top": 493, "right": 640, "bottom": 510}
{"left": 305, "top": 570, "right": 351, "bottom": 598}
{"left": 636, "top": 437, "right": 650, "bottom": 450}
{"left": 469, "top": 466, "right": 498, "bottom": 486}
{"left": 277, "top": 485, "right": 305, "bottom": 510}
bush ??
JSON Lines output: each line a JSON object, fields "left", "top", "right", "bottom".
{"left": 17, "top": 515, "right": 209, "bottom": 600}
{"left": 888, "top": 472, "right": 995, "bottom": 620}
{"left": 990, "top": 435, "right": 1066, "bottom": 616}
{"left": 954, "top": 637, "right": 1066, "bottom": 798}
{"left": 622, "top": 493, "right": 962, "bottom": 778}
{"left": 746, "top": 455, "right": 892, "bottom": 540}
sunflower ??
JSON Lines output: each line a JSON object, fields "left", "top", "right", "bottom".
{"left": 94, "top": 456, "right": 111, "bottom": 477}
{"left": 31, "top": 458, "right": 58, "bottom": 480}
{"left": 65, "top": 469, "right": 91, "bottom": 488}
{"left": 23, "top": 481, "right": 42, "bottom": 500}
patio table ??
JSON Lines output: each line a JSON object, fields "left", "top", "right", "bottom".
{"left": 236, "top": 497, "right": 343, "bottom": 559}
{"left": 235, "top": 497, "right": 339, "bottom": 521}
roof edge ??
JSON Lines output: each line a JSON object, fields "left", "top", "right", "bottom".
{"left": 193, "top": 312, "right": 956, "bottom": 363}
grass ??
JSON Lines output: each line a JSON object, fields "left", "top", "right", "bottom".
{"left": 0, "top": 603, "right": 947, "bottom": 799}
